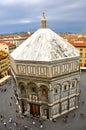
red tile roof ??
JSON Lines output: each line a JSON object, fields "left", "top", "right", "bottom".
{"left": 0, "top": 33, "right": 30, "bottom": 39}
{"left": 0, "top": 41, "right": 15, "bottom": 47}
{"left": 70, "top": 42, "right": 86, "bottom": 47}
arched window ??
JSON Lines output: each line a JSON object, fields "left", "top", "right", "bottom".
{"left": 20, "top": 85, "right": 25, "bottom": 93}
{"left": 27, "top": 82, "right": 37, "bottom": 94}
{"left": 70, "top": 79, "right": 77, "bottom": 89}
{"left": 62, "top": 82, "right": 69, "bottom": 91}
{"left": 54, "top": 84, "right": 61, "bottom": 94}
{"left": 19, "top": 82, "right": 26, "bottom": 95}
{"left": 42, "top": 88, "right": 47, "bottom": 95}
{"left": 64, "top": 84, "right": 67, "bottom": 90}
{"left": 40, "top": 85, "right": 48, "bottom": 100}
{"left": 54, "top": 88, "right": 58, "bottom": 94}
{"left": 71, "top": 80, "right": 77, "bottom": 88}
{"left": 31, "top": 87, "right": 36, "bottom": 93}
{"left": 72, "top": 82, "right": 75, "bottom": 87}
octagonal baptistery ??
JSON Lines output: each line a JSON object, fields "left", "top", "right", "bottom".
{"left": 10, "top": 13, "right": 80, "bottom": 120}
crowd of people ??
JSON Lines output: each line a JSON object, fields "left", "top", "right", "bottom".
{"left": 0, "top": 112, "right": 45, "bottom": 130}
{"left": 0, "top": 78, "right": 45, "bottom": 130}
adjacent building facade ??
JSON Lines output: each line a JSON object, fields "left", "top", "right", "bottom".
{"left": 60, "top": 33, "right": 86, "bottom": 70}
{"left": 10, "top": 13, "right": 80, "bottom": 120}
{"left": 0, "top": 41, "right": 16, "bottom": 53}
{"left": 0, "top": 32, "right": 31, "bottom": 48}
{"left": 70, "top": 42, "right": 86, "bottom": 70}
{"left": 0, "top": 50, "right": 10, "bottom": 78}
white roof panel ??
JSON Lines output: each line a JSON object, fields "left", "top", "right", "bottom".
{"left": 10, "top": 28, "right": 79, "bottom": 61}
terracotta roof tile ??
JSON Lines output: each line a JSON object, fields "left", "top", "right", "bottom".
{"left": 0, "top": 41, "right": 15, "bottom": 47}
{"left": 70, "top": 42, "right": 86, "bottom": 47}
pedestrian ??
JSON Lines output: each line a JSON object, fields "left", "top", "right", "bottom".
{"left": 19, "top": 128, "right": 22, "bottom": 130}
{"left": 40, "top": 123, "right": 43, "bottom": 129}
{"left": 79, "top": 89, "right": 81, "bottom": 94}
{"left": 16, "top": 121, "right": 19, "bottom": 126}
{"left": 3, "top": 122, "right": 7, "bottom": 127}
{"left": 10, "top": 102, "right": 12, "bottom": 106}
{"left": 82, "top": 101, "right": 85, "bottom": 104}
{"left": 9, "top": 117, "right": 12, "bottom": 123}
{"left": 66, "top": 115, "right": 68, "bottom": 118}
{"left": 73, "top": 113, "right": 76, "bottom": 117}
{"left": 52, "top": 118, "right": 56, "bottom": 122}
{"left": 24, "top": 125, "right": 28, "bottom": 130}
{"left": 63, "top": 114, "right": 66, "bottom": 118}
{"left": 0, "top": 114, "right": 3, "bottom": 119}
{"left": 0, "top": 115, "right": 3, "bottom": 122}
{"left": 4, "top": 88, "right": 7, "bottom": 92}
{"left": 30, "top": 127, "right": 32, "bottom": 130}
{"left": 63, "top": 118, "right": 67, "bottom": 123}
{"left": 13, "top": 122, "right": 17, "bottom": 126}
{"left": 16, "top": 110, "right": 18, "bottom": 113}
{"left": 32, "top": 120, "right": 35, "bottom": 125}
{"left": 11, "top": 96, "right": 13, "bottom": 99}
{"left": 9, "top": 127, "right": 12, "bottom": 130}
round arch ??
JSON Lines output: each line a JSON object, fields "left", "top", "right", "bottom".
{"left": 70, "top": 78, "right": 78, "bottom": 88}
{"left": 27, "top": 82, "right": 38, "bottom": 101}
{"left": 27, "top": 82, "right": 38, "bottom": 93}
{"left": 54, "top": 84, "right": 61, "bottom": 94}
{"left": 18, "top": 82, "right": 26, "bottom": 95}
{"left": 40, "top": 85, "right": 48, "bottom": 101}
{"left": 62, "top": 81, "right": 70, "bottom": 91}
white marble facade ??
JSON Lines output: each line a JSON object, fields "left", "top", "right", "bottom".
{"left": 11, "top": 57, "right": 80, "bottom": 119}
{"left": 10, "top": 13, "right": 80, "bottom": 120}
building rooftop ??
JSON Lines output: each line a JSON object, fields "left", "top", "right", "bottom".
{"left": 70, "top": 42, "right": 86, "bottom": 47}
{"left": 10, "top": 14, "right": 79, "bottom": 62}
{"left": 0, "top": 33, "right": 30, "bottom": 40}
{"left": 0, "top": 41, "right": 15, "bottom": 47}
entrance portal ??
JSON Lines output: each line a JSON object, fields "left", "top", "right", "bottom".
{"left": 30, "top": 103, "right": 40, "bottom": 115}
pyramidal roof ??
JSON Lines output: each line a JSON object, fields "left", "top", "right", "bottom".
{"left": 10, "top": 13, "right": 79, "bottom": 62}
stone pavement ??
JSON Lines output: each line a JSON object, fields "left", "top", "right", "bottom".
{"left": 0, "top": 72, "right": 86, "bottom": 130}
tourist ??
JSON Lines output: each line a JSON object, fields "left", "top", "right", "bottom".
{"left": 63, "top": 118, "right": 67, "bottom": 123}
{"left": 0, "top": 115, "right": 4, "bottom": 122}
{"left": 9, "top": 127, "right": 12, "bottom": 130}
{"left": 52, "top": 118, "right": 56, "bottom": 122}
{"left": 73, "top": 113, "right": 76, "bottom": 117}
{"left": 13, "top": 122, "right": 17, "bottom": 126}
{"left": 10, "top": 102, "right": 12, "bottom": 106}
{"left": 82, "top": 101, "right": 85, "bottom": 104}
{"left": 32, "top": 120, "right": 35, "bottom": 125}
{"left": 40, "top": 123, "right": 44, "bottom": 129}
{"left": 9, "top": 117, "right": 12, "bottom": 123}
{"left": 3, "top": 122, "right": 7, "bottom": 126}
{"left": 24, "top": 125, "right": 28, "bottom": 130}
{"left": 11, "top": 96, "right": 13, "bottom": 99}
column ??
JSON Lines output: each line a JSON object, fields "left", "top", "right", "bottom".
{"left": 59, "top": 102, "right": 61, "bottom": 113}
{"left": 48, "top": 107, "right": 52, "bottom": 120}
{"left": 48, "top": 90, "right": 54, "bottom": 104}
{"left": 67, "top": 98, "right": 69, "bottom": 110}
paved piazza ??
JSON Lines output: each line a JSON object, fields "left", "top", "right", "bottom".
{"left": 0, "top": 72, "right": 86, "bottom": 130}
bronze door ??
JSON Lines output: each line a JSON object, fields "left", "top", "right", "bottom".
{"left": 30, "top": 104, "right": 40, "bottom": 115}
